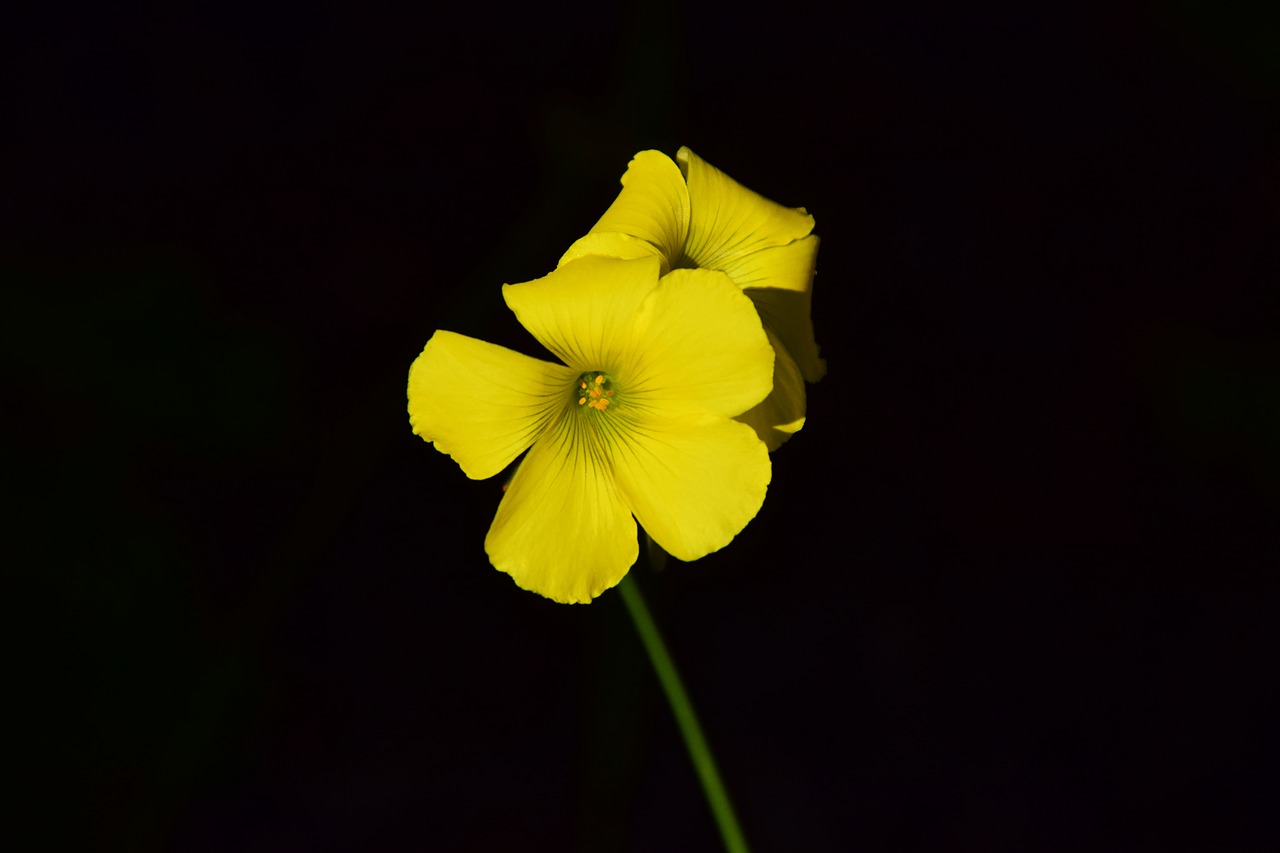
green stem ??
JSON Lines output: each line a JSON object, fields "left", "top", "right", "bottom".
{"left": 617, "top": 573, "right": 750, "bottom": 853}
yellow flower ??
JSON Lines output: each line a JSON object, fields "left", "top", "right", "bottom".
{"left": 560, "top": 146, "right": 825, "bottom": 450}
{"left": 407, "top": 255, "right": 774, "bottom": 604}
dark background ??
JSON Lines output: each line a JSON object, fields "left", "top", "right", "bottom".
{"left": 7, "top": 2, "right": 1277, "bottom": 850}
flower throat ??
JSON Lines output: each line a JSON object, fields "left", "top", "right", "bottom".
{"left": 576, "top": 372, "right": 616, "bottom": 411}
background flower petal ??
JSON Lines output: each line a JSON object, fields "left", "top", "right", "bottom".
{"left": 502, "top": 255, "right": 662, "bottom": 372}
{"left": 720, "top": 233, "right": 819, "bottom": 293}
{"left": 557, "top": 231, "right": 665, "bottom": 271}
{"left": 485, "top": 417, "right": 638, "bottom": 604}
{"left": 587, "top": 149, "right": 690, "bottom": 267}
{"left": 746, "top": 282, "right": 827, "bottom": 383}
{"left": 678, "top": 146, "right": 814, "bottom": 270}
{"left": 621, "top": 268, "right": 774, "bottom": 419}
{"left": 613, "top": 415, "right": 770, "bottom": 562}
{"left": 408, "top": 331, "right": 576, "bottom": 480}
{"left": 734, "top": 329, "right": 808, "bottom": 451}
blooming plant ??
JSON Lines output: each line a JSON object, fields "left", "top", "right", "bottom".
{"left": 560, "top": 147, "right": 824, "bottom": 449}
{"left": 407, "top": 255, "right": 774, "bottom": 603}
{"left": 408, "top": 149, "right": 819, "bottom": 851}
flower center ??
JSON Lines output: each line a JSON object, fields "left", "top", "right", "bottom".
{"left": 670, "top": 252, "right": 699, "bottom": 271}
{"left": 576, "top": 372, "right": 616, "bottom": 411}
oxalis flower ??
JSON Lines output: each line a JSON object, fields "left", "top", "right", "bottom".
{"left": 407, "top": 255, "right": 774, "bottom": 604}
{"left": 560, "top": 146, "right": 825, "bottom": 450}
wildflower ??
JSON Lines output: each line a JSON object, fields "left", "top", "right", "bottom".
{"left": 407, "top": 255, "right": 774, "bottom": 603}
{"left": 560, "top": 146, "right": 825, "bottom": 450}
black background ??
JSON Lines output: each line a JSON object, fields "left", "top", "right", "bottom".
{"left": 7, "top": 2, "right": 1277, "bottom": 850}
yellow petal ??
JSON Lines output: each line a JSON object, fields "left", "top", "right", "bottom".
{"left": 621, "top": 268, "right": 774, "bottom": 419}
{"left": 720, "top": 233, "right": 819, "bottom": 294}
{"left": 613, "top": 415, "right": 770, "bottom": 562}
{"left": 408, "top": 331, "right": 576, "bottom": 480}
{"left": 587, "top": 150, "right": 690, "bottom": 268}
{"left": 502, "top": 255, "right": 663, "bottom": 372}
{"left": 485, "top": 416, "right": 638, "bottom": 604}
{"left": 558, "top": 231, "right": 665, "bottom": 271}
{"left": 734, "top": 328, "right": 807, "bottom": 451}
{"left": 678, "top": 146, "right": 815, "bottom": 271}
{"left": 745, "top": 281, "right": 826, "bottom": 383}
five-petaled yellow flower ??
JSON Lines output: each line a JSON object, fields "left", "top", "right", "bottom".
{"left": 561, "top": 146, "right": 825, "bottom": 450}
{"left": 407, "top": 255, "right": 774, "bottom": 603}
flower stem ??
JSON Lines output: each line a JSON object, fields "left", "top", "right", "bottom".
{"left": 617, "top": 573, "right": 750, "bottom": 853}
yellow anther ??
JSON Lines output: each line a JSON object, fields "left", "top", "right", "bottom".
{"left": 577, "top": 371, "right": 614, "bottom": 412}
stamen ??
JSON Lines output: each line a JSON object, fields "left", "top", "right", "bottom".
{"left": 575, "top": 370, "right": 616, "bottom": 413}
